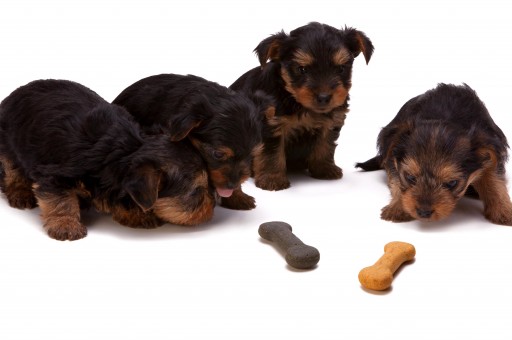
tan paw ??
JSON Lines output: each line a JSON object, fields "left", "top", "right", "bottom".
{"left": 381, "top": 204, "right": 414, "bottom": 222}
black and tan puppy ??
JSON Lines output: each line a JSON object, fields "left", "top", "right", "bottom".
{"left": 356, "top": 83, "right": 512, "bottom": 225}
{"left": 113, "top": 74, "right": 268, "bottom": 210}
{"left": 230, "top": 22, "right": 374, "bottom": 190}
{"left": 0, "top": 79, "right": 215, "bottom": 240}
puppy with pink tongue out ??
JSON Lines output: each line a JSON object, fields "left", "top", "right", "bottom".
{"left": 113, "top": 73, "right": 269, "bottom": 211}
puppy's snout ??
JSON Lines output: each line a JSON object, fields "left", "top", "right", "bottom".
{"left": 416, "top": 208, "right": 434, "bottom": 219}
{"left": 316, "top": 93, "right": 332, "bottom": 105}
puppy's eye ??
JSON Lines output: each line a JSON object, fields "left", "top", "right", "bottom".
{"left": 405, "top": 174, "right": 416, "bottom": 185}
{"left": 298, "top": 66, "right": 308, "bottom": 74}
{"left": 443, "top": 180, "right": 458, "bottom": 190}
{"left": 338, "top": 65, "right": 345, "bottom": 74}
{"left": 212, "top": 150, "right": 225, "bottom": 160}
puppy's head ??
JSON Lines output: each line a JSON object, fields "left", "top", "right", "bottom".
{"left": 390, "top": 121, "right": 492, "bottom": 221}
{"left": 121, "top": 143, "right": 215, "bottom": 225}
{"left": 164, "top": 91, "right": 266, "bottom": 198}
{"left": 255, "top": 22, "right": 373, "bottom": 113}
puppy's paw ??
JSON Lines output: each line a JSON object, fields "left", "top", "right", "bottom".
{"left": 255, "top": 174, "right": 290, "bottom": 191}
{"left": 381, "top": 204, "right": 414, "bottom": 222}
{"left": 484, "top": 206, "right": 512, "bottom": 226}
{"left": 7, "top": 190, "right": 37, "bottom": 209}
{"left": 309, "top": 164, "right": 343, "bottom": 180}
{"left": 45, "top": 218, "right": 87, "bottom": 241}
{"left": 113, "top": 209, "right": 163, "bottom": 229}
{"left": 221, "top": 191, "right": 256, "bottom": 210}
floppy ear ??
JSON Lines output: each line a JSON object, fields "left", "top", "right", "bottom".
{"left": 124, "top": 165, "right": 161, "bottom": 212}
{"left": 342, "top": 27, "right": 374, "bottom": 64}
{"left": 167, "top": 100, "right": 211, "bottom": 141}
{"left": 254, "top": 31, "right": 289, "bottom": 66}
{"left": 167, "top": 117, "right": 202, "bottom": 142}
{"left": 379, "top": 122, "right": 412, "bottom": 162}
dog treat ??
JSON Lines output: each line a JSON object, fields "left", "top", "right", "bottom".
{"left": 258, "top": 221, "right": 320, "bottom": 269}
{"left": 358, "top": 241, "right": 415, "bottom": 291}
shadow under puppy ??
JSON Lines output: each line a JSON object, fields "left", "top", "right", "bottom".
{"left": 0, "top": 79, "right": 215, "bottom": 240}
{"left": 113, "top": 74, "right": 270, "bottom": 210}
{"left": 356, "top": 83, "right": 512, "bottom": 225}
{"left": 230, "top": 22, "right": 374, "bottom": 191}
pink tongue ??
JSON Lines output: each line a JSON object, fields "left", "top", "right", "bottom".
{"left": 216, "top": 188, "right": 234, "bottom": 198}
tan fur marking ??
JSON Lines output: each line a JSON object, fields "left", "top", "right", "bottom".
{"left": 264, "top": 106, "right": 276, "bottom": 120}
{"left": 281, "top": 68, "right": 296, "bottom": 98}
{"left": 152, "top": 169, "right": 213, "bottom": 225}
{"left": 216, "top": 146, "right": 235, "bottom": 159}
{"left": 401, "top": 157, "right": 421, "bottom": 177}
{"left": 331, "top": 85, "right": 349, "bottom": 109}
{"left": 293, "top": 50, "right": 315, "bottom": 66}
{"left": 152, "top": 193, "right": 214, "bottom": 226}
{"left": 280, "top": 68, "right": 349, "bottom": 113}
{"left": 435, "top": 164, "right": 463, "bottom": 182}
{"left": 333, "top": 48, "right": 351, "bottom": 65}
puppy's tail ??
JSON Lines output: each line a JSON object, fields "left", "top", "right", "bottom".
{"left": 355, "top": 155, "right": 383, "bottom": 171}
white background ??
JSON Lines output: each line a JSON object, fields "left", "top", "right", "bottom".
{"left": 1, "top": 0, "right": 512, "bottom": 339}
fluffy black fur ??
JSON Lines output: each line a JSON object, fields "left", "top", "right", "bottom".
{"left": 0, "top": 80, "right": 215, "bottom": 240}
{"left": 113, "top": 74, "right": 270, "bottom": 210}
{"left": 230, "top": 22, "right": 374, "bottom": 191}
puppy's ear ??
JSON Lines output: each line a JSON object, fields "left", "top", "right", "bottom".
{"left": 167, "top": 117, "right": 202, "bottom": 142}
{"left": 342, "top": 27, "right": 374, "bottom": 64}
{"left": 254, "top": 31, "right": 289, "bottom": 66}
{"left": 124, "top": 165, "right": 161, "bottom": 212}
{"left": 380, "top": 123, "right": 412, "bottom": 163}
{"left": 167, "top": 99, "right": 211, "bottom": 141}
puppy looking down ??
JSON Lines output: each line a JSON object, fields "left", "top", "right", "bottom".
{"left": 356, "top": 83, "right": 512, "bottom": 225}
{"left": 231, "top": 22, "right": 374, "bottom": 191}
{"left": 113, "top": 74, "right": 269, "bottom": 210}
{"left": 0, "top": 80, "right": 215, "bottom": 240}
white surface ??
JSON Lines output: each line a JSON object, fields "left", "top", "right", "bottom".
{"left": 1, "top": 0, "right": 512, "bottom": 339}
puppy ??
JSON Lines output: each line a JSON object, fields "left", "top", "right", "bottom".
{"left": 0, "top": 79, "right": 215, "bottom": 240}
{"left": 230, "top": 22, "right": 374, "bottom": 190}
{"left": 113, "top": 74, "right": 269, "bottom": 210}
{"left": 356, "top": 83, "right": 512, "bottom": 225}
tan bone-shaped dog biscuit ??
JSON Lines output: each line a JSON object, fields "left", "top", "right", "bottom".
{"left": 358, "top": 241, "right": 416, "bottom": 291}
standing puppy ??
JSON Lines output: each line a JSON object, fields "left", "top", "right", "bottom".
{"left": 231, "top": 22, "right": 374, "bottom": 190}
{"left": 113, "top": 74, "right": 268, "bottom": 210}
{"left": 0, "top": 80, "right": 215, "bottom": 240}
{"left": 356, "top": 83, "right": 512, "bottom": 225}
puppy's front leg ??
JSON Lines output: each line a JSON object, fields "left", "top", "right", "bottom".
{"left": 253, "top": 135, "right": 290, "bottom": 191}
{"left": 472, "top": 170, "right": 512, "bottom": 226}
{"left": 307, "top": 126, "right": 343, "bottom": 180}
{"left": 381, "top": 177, "right": 414, "bottom": 222}
{"left": 34, "top": 186, "right": 88, "bottom": 241}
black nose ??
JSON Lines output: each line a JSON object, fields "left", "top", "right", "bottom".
{"left": 416, "top": 208, "right": 434, "bottom": 219}
{"left": 316, "top": 93, "right": 332, "bottom": 105}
